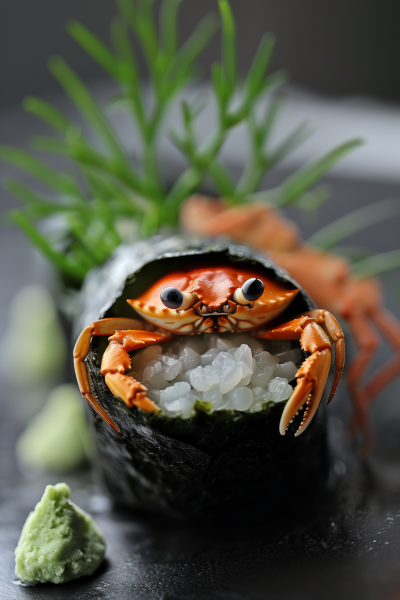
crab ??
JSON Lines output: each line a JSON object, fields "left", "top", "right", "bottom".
{"left": 74, "top": 263, "right": 345, "bottom": 437}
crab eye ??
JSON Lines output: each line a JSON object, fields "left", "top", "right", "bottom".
{"left": 160, "top": 287, "right": 196, "bottom": 310}
{"left": 160, "top": 287, "right": 183, "bottom": 308}
{"left": 242, "top": 278, "right": 264, "bottom": 301}
{"left": 233, "top": 278, "right": 264, "bottom": 305}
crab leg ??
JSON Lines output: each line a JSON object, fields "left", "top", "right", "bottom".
{"left": 365, "top": 308, "right": 400, "bottom": 404}
{"left": 344, "top": 311, "right": 377, "bottom": 451}
{"left": 346, "top": 307, "right": 400, "bottom": 455}
{"left": 257, "top": 311, "right": 345, "bottom": 436}
{"left": 74, "top": 317, "right": 172, "bottom": 433}
{"left": 101, "top": 329, "right": 173, "bottom": 412}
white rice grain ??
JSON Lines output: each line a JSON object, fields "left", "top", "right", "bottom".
{"left": 130, "top": 336, "right": 298, "bottom": 419}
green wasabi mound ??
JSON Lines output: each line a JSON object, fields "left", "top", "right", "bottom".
{"left": 15, "top": 483, "right": 106, "bottom": 584}
{"left": 16, "top": 384, "right": 93, "bottom": 473}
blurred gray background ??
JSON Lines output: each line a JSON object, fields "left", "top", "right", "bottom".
{"left": 2, "top": 0, "right": 400, "bottom": 109}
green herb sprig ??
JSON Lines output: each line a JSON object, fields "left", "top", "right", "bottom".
{"left": 307, "top": 197, "right": 400, "bottom": 279}
{"left": 1, "top": 0, "right": 361, "bottom": 286}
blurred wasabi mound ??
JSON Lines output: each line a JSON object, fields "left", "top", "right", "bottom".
{"left": 15, "top": 483, "right": 106, "bottom": 584}
{"left": 0, "top": 285, "right": 66, "bottom": 389}
{"left": 16, "top": 384, "right": 93, "bottom": 473}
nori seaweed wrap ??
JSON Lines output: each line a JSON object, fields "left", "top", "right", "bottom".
{"left": 76, "top": 235, "right": 329, "bottom": 523}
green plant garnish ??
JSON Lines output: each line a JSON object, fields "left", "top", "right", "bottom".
{"left": 308, "top": 197, "right": 400, "bottom": 250}
{"left": 1, "top": 0, "right": 361, "bottom": 286}
{"left": 351, "top": 250, "right": 400, "bottom": 280}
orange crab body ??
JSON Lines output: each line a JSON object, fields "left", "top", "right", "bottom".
{"left": 74, "top": 261, "right": 345, "bottom": 438}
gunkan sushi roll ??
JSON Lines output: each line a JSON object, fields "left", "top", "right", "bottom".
{"left": 74, "top": 235, "right": 342, "bottom": 522}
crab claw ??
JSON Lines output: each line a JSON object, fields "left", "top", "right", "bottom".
{"left": 258, "top": 313, "right": 343, "bottom": 437}
{"left": 279, "top": 349, "right": 331, "bottom": 436}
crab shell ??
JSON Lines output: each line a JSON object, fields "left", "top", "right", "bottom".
{"left": 130, "top": 265, "right": 299, "bottom": 334}
{"left": 77, "top": 235, "right": 329, "bottom": 523}
{"left": 75, "top": 235, "right": 313, "bottom": 333}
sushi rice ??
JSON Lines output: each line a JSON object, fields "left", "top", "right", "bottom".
{"left": 127, "top": 335, "right": 302, "bottom": 419}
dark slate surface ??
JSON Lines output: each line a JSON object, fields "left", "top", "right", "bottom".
{"left": 3, "top": 436, "right": 400, "bottom": 600}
